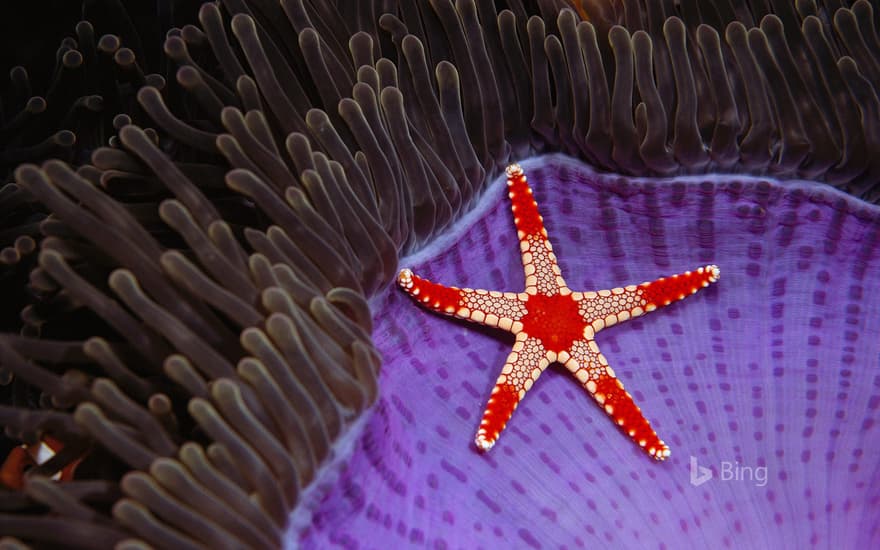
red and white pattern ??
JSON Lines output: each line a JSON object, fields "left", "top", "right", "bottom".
{"left": 398, "top": 164, "right": 720, "bottom": 460}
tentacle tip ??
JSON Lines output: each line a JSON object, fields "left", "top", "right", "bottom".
{"left": 506, "top": 163, "right": 523, "bottom": 179}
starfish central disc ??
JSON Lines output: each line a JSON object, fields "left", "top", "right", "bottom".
{"left": 521, "top": 293, "right": 583, "bottom": 353}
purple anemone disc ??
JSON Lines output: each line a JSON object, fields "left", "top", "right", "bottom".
{"left": 294, "top": 154, "right": 880, "bottom": 549}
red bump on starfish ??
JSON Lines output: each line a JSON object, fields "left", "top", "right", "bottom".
{"left": 398, "top": 164, "right": 720, "bottom": 460}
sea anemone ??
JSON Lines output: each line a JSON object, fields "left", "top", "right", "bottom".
{"left": 0, "top": 1, "right": 878, "bottom": 548}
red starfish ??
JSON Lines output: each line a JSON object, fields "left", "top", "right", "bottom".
{"left": 398, "top": 164, "right": 720, "bottom": 460}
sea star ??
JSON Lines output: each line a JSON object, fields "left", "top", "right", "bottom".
{"left": 397, "top": 164, "right": 720, "bottom": 460}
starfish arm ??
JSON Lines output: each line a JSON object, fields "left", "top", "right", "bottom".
{"left": 505, "top": 164, "right": 567, "bottom": 296}
{"left": 576, "top": 265, "right": 720, "bottom": 330}
{"left": 565, "top": 339, "right": 671, "bottom": 460}
{"left": 475, "top": 334, "right": 547, "bottom": 451}
{"left": 397, "top": 269, "right": 527, "bottom": 331}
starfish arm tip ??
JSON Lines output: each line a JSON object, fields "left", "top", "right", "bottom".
{"left": 707, "top": 264, "right": 720, "bottom": 282}
{"left": 647, "top": 445, "right": 671, "bottom": 460}
{"left": 506, "top": 163, "right": 523, "bottom": 178}
{"left": 398, "top": 268, "right": 413, "bottom": 287}
{"left": 474, "top": 435, "right": 495, "bottom": 452}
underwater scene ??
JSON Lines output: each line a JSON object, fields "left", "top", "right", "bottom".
{"left": 0, "top": 1, "right": 878, "bottom": 549}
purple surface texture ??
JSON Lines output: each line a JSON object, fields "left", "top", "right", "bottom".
{"left": 296, "top": 155, "right": 880, "bottom": 549}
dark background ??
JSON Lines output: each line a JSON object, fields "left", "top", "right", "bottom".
{"left": 0, "top": 1, "right": 205, "bottom": 94}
